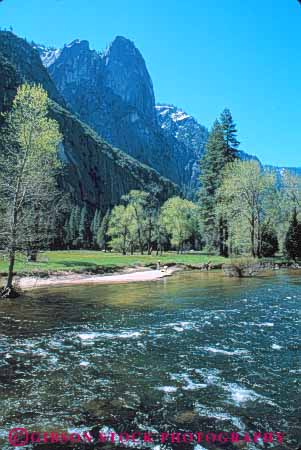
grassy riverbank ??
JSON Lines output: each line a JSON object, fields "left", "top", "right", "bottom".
{"left": 0, "top": 250, "right": 229, "bottom": 275}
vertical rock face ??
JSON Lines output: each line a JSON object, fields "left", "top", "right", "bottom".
{"left": 43, "top": 38, "right": 183, "bottom": 186}
{"left": 41, "top": 37, "right": 207, "bottom": 192}
{"left": 0, "top": 54, "right": 20, "bottom": 119}
{"left": 103, "top": 36, "right": 156, "bottom": 125}
{"left": 46, "top": 40, "right": 103, "bottom": 90}
{"left": 0, "top": 31, "right": 178, "bottom": 210}
{"left": 0, "top": 33, "right": 65, "bottom": 107}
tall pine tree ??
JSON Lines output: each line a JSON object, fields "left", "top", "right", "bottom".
{"left": 97, "top": 209, "right": 111, "bottom": 251}
{"left": 90, "top": 209, "right": 102, "bottom": 248}
{"left": 199, "top": 109, "right": 240, "bottom": 254}
{"left": 67, "top": 205, "right": 81, "bottom": 248}
{"left": 220, "top": 108, "right": 240, "bottom": 161}
{"left": 219, "top": 108, "right": 239, "bottom": 255}
{"left": 199, "top": 120, "right": 225, "bottom": 250}
{"left": 78, "top": 205, "right": 92, "bottom": 248}
{"left": 285, "top": 208, "right": 301, "bottom": 261}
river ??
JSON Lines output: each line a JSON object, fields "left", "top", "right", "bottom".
{"left": 0, "top": 270, "right": 300, "bottom": 449}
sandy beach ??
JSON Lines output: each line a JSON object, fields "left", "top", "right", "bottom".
{"left": 17, "top": 267, "right": 178, "bottom": 290}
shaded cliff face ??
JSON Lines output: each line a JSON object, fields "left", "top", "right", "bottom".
{"left": 103, "top": 36, "right": 156, "bottom": 125}
{"left": 0, "top": 33, "right": 65, "bottom": 106}
{"left": 40, "top": 38, "right": 198, "bottom": 191}
{"left": 0, "top": 54, "right": 20, "bottom": 120}
{"left": 0, "top": 32, "right": 178, "bottom": 210}
{"left": 50, "top": 102, "right": 178, "bottom": 209}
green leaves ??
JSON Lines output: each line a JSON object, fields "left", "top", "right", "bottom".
{"left": 0, "top": 83, "right": 64, "bottom": 288}
{"left": 198, "top": 120, "right": 225, "bottom": 250}
{"left": 285, "top": 208, "right": 301, "bottom": 260}
{"left": 217, "top": 160, "right": 276, "bottom": 256}
{"left": 106, "top": 192, "right": 199, "bottom": 255}
{"left": 220, "top": 108, "right": 240, "bottom": 161}
{"left": 160, "top": 197, "right": 199, "bottom": 252}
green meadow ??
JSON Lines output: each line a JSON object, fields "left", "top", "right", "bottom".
{"left": 0, "top": 250, "right": 228, "bottom": 275}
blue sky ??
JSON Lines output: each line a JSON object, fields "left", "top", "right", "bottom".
{"left": 1, "top": 0, "right": 300, "bottom": 167}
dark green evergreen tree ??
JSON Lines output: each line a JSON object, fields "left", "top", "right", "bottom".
{"left": 219, "top": 109, "right": 239, "bottom": 256}
{"left": 199, "top": 120, "right": 226, "bottom": 251}
{"left": 96, "top": 209, "right": 111, "bottom": 251}
{"left": 90, "top": 209, "right": 102, "bottom": 248}
{"left": 49, "top": 214, "right": 68, "bottom": 250}
{"left": 63, "top": 215, "right": 72, "bottom": 248}
{"left": 78, "top": 205, "right": 92, "bottom": 248}
{"left": 261, "top": 224, "right": 279, "bottom": 257}
{"left": 285, "top": 209, "right": 301, "bottom": 260}
{"left": 67, "top": 205, "right": 81, "bottom": 248}
{"left": 199, "top": 110, "right": 240, "bottom": 255}
{"left": 220, "top": 108, "right": 240, "bottom": 161}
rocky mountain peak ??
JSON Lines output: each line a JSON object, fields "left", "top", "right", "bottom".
{"left": 57, "top": 39, "right": 93, "bottom": 61}
{"left": 47, "top": 39, "right": 103, "bottom": 89}
{"left": 104, "top": 35, "right": 136, "bottom": 54}
{"left": 156, "top": 104, "right": 208, "bottom": 156}
{"left": 66, "top": 39, "right": 90, "bottom": 50}
{"left": 156, "top": 104, "right": 192, "bottom": 124}
{"left": 102, "top": 36, "right": 156, "bottom": 124}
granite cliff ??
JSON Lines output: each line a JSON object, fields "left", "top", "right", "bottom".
{"left": 0, "top": 32, "right": 178, "bottom": 211}
{"left": 38, "top": 38, "right": 203, "bottom": 192}
{"left": 39, "top": 37, "right": 268, "bottom": 196}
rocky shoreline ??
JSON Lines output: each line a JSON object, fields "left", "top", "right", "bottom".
{"left": 222, "top": 260, "right": 301, "bottom": 277}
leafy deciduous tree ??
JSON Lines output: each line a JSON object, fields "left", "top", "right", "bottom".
{"left": 122, "top": 190, "right": 149, "bottom": 254}
{"left": 0, "top": 84, "right": 63, "bottom": 296}
{"left": 160, "top": 197, "right": 198, "bottom": 253}
{"left": 217, "top": 160, "right": 275, "bottom": 257}
{"left": 107, "top": 205, "right": 135, "bottom": 255}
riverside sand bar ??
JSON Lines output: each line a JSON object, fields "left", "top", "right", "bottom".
{"left": 17, "top": 267, "right": 178, "bottom": 290}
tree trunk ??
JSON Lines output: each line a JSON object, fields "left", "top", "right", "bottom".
{"left": 3, "top": 210, "right": 18, "bottom": 296}
{"left": 251, "top": 215, "right": 256, "bottom": 258}
{"left": 224, "top": 222, "right": 229, "bottom": 257}
{"left": 256, "top": 216, "right": 261, "bottom": 258}
{"left": 219, "top": 217, "right": 229, "bottom": 257}
{"left": 122, "top": 231, "right": 127, "bottom": 255}
{"left": 219, "top": 216, "right": 224, "bottom": 256}
{"left": 147, "top": 221, "right": 152, "bottom": 255}
{"left": 5, "top": 249, "right": 15, "bottom": 290}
